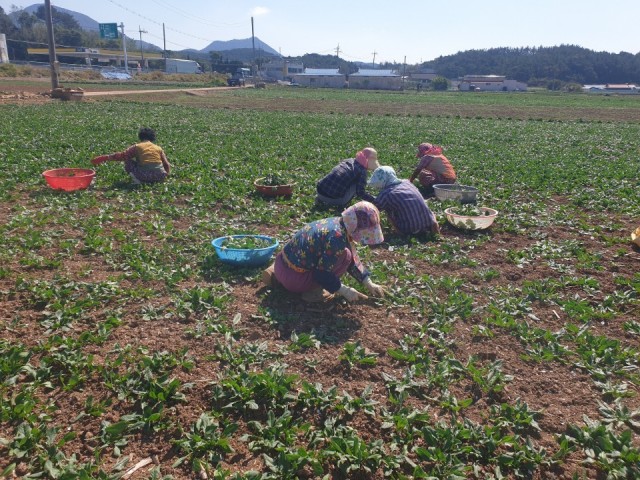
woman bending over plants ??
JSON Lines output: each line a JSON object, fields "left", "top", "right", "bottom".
{"left": 91, "top": 127, "right": 171, "bottom": 185}
{"left": 315, "top": 147, "right": 380, "bottom": 207}
{"left": 262, "top": 201, "right": 386, "bottom": 303}
{"left": 409, "top": 142, "right": 456, "bottom": 193}
{"left": 368, "top": 166, "right": 440, "bottom": 235}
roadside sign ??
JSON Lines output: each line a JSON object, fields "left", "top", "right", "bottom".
{"left": 99, "top": 23, "right": 119, "bottom": 39}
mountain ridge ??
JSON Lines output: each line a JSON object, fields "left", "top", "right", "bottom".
{"left": 9, "top": 4, "right": 280, "bottom": 56}
{"left": 202, "top": 38, "right": 278, "bottom": 56}
{"left": 11, "top": 4, "right": 100, "bottom": 33}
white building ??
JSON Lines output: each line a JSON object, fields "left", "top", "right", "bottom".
{"left": 458, "top": 74, "right": 527, "bottom": 92}
{"left": 584, "top": 83, "right": 638, "bottom": 94}
{"left": 292, "top": 67, "right": 404, "bottom": 90}
{"left": 348, "top": 69, "right": 402, "bottom": 90}
{"left": 262, "top": 59, "right": 304, "bottom": 81}
{"left": 292, "top": 68, "right": 346, "bottom": 88}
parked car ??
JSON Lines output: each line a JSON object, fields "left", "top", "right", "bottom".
{"left": 227, "top": 68, "right": 250, "bottom": 87}
{"left": 227, "top": 74, "right": 246, "bottom": 87}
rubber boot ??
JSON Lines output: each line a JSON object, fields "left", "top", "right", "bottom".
{"left": 261, "top": 264, "right": 279, "bottom": 287}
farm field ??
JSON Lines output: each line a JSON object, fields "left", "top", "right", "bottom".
{"left": 85, "top": 86, "right": 640, "bottom": 122}
{"left": 0, "top": 88, "right": 639, "bottom": 479}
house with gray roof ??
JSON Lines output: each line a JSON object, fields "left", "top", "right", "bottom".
{"left": 349, "top": 69, "right": 402, "bottom": 90}
{"left": 292, "top": 67, "right": 405, "bottom": 90}
{"left": 292, "top": 68, "right": 346, "bottom": 88}
{"left": 458, "top": 74, "right": 527, "bottom": 92}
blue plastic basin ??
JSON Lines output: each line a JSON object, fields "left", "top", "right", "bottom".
{"left": 211, "top": 235, "right": 279, "bottom": 267}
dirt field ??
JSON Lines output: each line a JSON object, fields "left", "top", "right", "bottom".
{"left": 4, "top": 77, "right": 640, "bottom": 122}
{"left": 1, "top": 78, "right": 638, "bottom": 479}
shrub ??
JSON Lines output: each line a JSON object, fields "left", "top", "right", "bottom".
{"left": 0, "top": 63, "right": 18, "bottom": 77}
{"left": 431, "top": 76, "right": 450, "bottom": 91}
{"left": 564, "top": 82, "right": 584, "bottom": 93}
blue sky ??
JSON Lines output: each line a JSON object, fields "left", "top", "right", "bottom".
{"left": 2, "top": 0, "right": 639, "bottom": 64}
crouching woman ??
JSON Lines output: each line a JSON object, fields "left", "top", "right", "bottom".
{"left": 91, "top": 127, "right": 171, "bottom": 185}
{"left": 369, "top": 166, "right": 440, "bottom": 235}
{"left": 409, "top": 142, "right": 456, "bottom": 192}
{"left": 262, "top": 201, "right": 386, "bottom": 302}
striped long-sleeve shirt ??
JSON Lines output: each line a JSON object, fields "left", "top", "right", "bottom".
{"left": 374, "top": 180, "right": 437, "bottom": 235}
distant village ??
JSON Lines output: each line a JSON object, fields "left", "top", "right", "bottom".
{"left": 4, "top": 38, "right": 639, "bottom": 94}
{"left": 255, "top": 60, "right": 638, "bottom": 94}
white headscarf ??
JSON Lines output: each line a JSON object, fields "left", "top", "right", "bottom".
{"left": 368, "top": 166, "right": 402, "bottom": 191}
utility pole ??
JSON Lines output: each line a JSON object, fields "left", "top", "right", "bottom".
{"left": 163, "top": 23, "right": 167, "bottom": 59}
{"left": 371, "top": 50, "right": 377, "bottom": 69}
{"left": 44, "top": 0, "right": 59, "bottom": 89}
{"left": 138, "top": 26, "right": 148, "bottom": 69}
{"left": 335, "top": 44, "right": 341, "bottom": 58}
{"left": 119, "top": 23, "right": 129, "bottom": 73}
{"left": 251, "top": 17, "right": 256, "bottom": 77}
{"left": 402, "top": 55, "right": 406, "bottom": 90}
{"left": 0, "top": 33, "right": 9, "bottom": 63}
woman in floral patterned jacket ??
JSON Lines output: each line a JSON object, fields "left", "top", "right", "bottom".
{"left": 262, "top": 201, "right": 386, "bottom": 302}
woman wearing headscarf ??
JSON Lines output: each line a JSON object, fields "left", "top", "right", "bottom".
{"left": 315, "top": 147, "right": 380, "bottom": 207}
{"left": 262, "top": 201, "right": 386, "bottom": 302}
{"left": 369, "top": 166, "right": 440, "bottom": 235}
{"left": 409, "top": 142, "right": 456, "bottom": 192}
{"left": 92, "top": 127, "right": 171, "bottom": 185}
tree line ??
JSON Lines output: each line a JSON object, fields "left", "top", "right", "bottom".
{"left": 0, "top": 6, "right": 126, "bottom": 59}
{"left": 421, "top": 45, "right": 640, "bottom": 85}
{"left": 283, "top": 46, "right": 640, "bottom": 86}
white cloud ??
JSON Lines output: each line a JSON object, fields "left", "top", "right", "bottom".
{"left": 251, "top": 6, "right": 270, "bottom": 16}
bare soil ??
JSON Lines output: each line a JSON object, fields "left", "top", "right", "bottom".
{"left": 3, "top": 77, "right": 640, "bottom": 122}
{"left": 0, "top": 79, "right": 638, "bottom": 479}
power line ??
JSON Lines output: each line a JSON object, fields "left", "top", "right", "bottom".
{"left": 105, "top": 0, "right": 215, "bottom": 43}
{"left": 336, "top": 49, "right": 369, "bottom": 63}
{"left": 143, "top": 30, "right": 191, "bottom": 50}
{"left": 148, "top": 0, "right": 244, "bottom": 28}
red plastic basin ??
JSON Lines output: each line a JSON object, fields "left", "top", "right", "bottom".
{"left": 43, "top": 168, "right": 96, "bottom": 191}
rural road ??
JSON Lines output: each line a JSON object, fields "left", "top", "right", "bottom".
{"left": 82, "top": 86, "right": 241, "bottom": 97}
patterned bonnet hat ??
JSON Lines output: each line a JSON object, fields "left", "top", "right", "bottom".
{"left": 341, "top": 201, "right": 384, "bottom": 245}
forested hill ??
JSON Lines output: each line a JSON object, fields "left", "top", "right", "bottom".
{"left": 423, "top": 45, "right": 640, "bottom": 84}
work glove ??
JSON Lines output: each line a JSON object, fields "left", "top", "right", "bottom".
{"left": 91, "top": 155, "right": 110, "bottom": 165}
{"left": 363, "top": 277, "right": 385, "bottom": 297}
{"left": 337, "top": 285, "right": 368, "bottom": 302}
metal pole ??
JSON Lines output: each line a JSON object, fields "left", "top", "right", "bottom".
{"left": 163, "top": 23, "right": 167, "bottom": 58}
{"left": 0, "top": 34, "right": 9, "bottom": 63}
{"left": 402, "top": 55, "right": 406, "bottom": 91}
{"left": 251, "top": 17, "right": 256, "bottom": 76}
{"left": 138, "top": 26, "right": 147, "bottom": 69}
{"left": 119, "top": 23, "right": 129, "bottom": 73}
{"left": 44, "top": 0, "right": 59, "bottom": 89}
